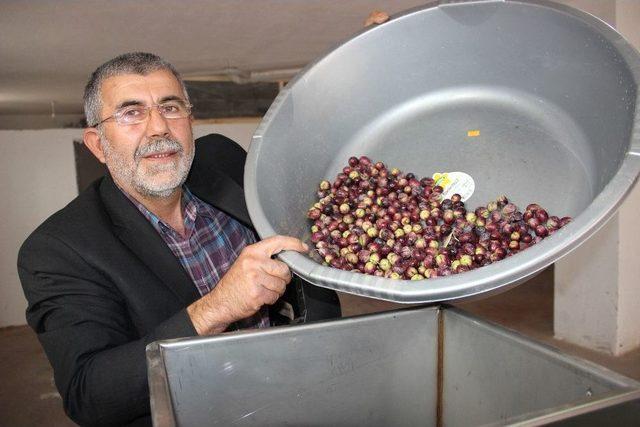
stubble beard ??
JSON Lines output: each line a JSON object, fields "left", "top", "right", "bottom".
{"left": 99, "top": 133, "right": 194, "bottom": 199}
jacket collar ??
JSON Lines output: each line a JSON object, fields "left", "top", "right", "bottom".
{"left": 99, "top": 175, "right": 200, "bottom": 305}
{"left": 184, "top": 160, "right": 253, "bottom": 229}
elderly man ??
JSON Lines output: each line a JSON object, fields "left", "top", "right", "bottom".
{"left": 18, "top": 52, "right": 340, "bottom": 426}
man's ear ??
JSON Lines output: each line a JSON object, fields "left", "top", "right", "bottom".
{"left": 83, "top": 128, "right": 107, "bottom": 164}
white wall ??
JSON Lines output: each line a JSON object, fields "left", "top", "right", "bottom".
{"left": 193, "top": 120, "right": 259, "bottom": 151}
{"left": 614, "top": 0, "right": 640, "bottom": 351}
{"left": 0, "top": 129, "right": 79, "bottom": 327}
{"left": 0, "top": 122, "right": 259, "bottom": 327}
{"left": 553, "top": 0, "right": 640, "bottom": 355}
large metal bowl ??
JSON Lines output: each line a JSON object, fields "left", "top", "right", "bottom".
{"left": 245, "top": 0, "right": 640, "bottom": 303}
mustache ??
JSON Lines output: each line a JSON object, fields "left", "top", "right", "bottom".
{"left": 135, "top": 137, "right": 183, "bottom": 160}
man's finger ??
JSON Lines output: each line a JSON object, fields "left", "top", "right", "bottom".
{"left": 255, "top": 283, "right": 284, "bottom": 306}
{"left": 364, "top": 10, "right": 389, "bottom": 27}
{"left": 257, "top": 235, "right": 309, "bottom": 257}
{"left": 262, "top": 259, "right": 292, "bottom": 281}
{"left": 263, "top": 288, "right": 282, "bottom": 306}
{"left": 259, "top": 276, "right": 287, "bottom": 295}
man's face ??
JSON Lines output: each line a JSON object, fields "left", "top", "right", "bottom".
{"left": 93, "top": 69, "right": 194, "bottom": 199}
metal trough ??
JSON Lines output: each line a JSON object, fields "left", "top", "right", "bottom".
{"left": 147, "top": 307, "right": 640, "bottom": 426}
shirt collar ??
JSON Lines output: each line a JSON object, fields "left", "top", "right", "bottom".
{"left": 116, "top": 184, "right": 202, "bottom": 235}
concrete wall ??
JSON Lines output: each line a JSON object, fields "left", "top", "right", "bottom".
{"left": 0, "top": 121, "right": 258, "bottom": 327}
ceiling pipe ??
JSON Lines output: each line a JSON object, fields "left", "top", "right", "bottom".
{"left": 182, "top": 67, "right": 302, "bottom": 84}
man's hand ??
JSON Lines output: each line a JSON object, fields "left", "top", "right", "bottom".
{"left": 187, "top": 236, "right": 308, "bottom": 335}
{"left": 364, "top": 10, "right": 390, "bottom": 27}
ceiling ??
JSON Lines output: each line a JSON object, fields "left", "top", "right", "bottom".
{"left": 0, "top": 0, "right": 428, "bottom": 122}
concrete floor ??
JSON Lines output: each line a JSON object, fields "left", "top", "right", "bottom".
{"left": 1, "top": 266, "right": 639, "bottom": 426}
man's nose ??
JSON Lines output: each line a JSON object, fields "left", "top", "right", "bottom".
{"left": 146, "top": 107, "right": 171, "bottom": 137}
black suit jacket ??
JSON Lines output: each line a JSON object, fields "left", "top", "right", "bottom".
{"left": 18, "top": 134, "right": 339, "bottom": 427}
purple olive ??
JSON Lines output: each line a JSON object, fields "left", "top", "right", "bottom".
{"left": 435, "top": 253, "right": 450, "bottom": 267}
{"left": 412, "top": 250, "right": 426, "bottom": 262}
{"left": 399, "top": 246, "right": 412, "bottom": 259}
{"left": 405, "top": 266, "right": 418, "bottom": 278}
{"left": 442, "top": 209, "right": 454, "bottom": 224}
{"left": 559, "top": 216, "right": 572, "bottom": 227}
{"left": 502, "top": 203, "right": 517, "bottom": 216}
{"left": 379, "top": 245, "right": 392, "bottom": 257}
{"left": 420, "top": 177, "right": 434, "bottom": 187}
{"left": 368, "top": 241, "right": 381, "bottom": 254}
{"left": 490, "top": 247, "right": 506, "bottom": 262}
{"left": 453, "top": 207, "right": 466, "bottom": 218}
{"left": 475, "top": 206, "right": 489, "bottom": 219}
{"left": 346, "top": 233, "right": 359, "bottom": 245}
{"left": 496, "top": 195, "right": 509, "bottom": 206}
{"left": 357, "top": 250, "right": 371, "bottom": 264}
{"left": 307, "top": 207, "right": 321, "bottom": 220}
{"left": 535, "top": 225, "right": 548, "bottom": 237}
{"left": 422, "top": 254, "right": 435, "bottom": 268}
{"left": 458, "top": 232, "right": 475, "bottom": 244}
{"left": 536, "top": 209, "right": 549, "bottom": 223}
{"left": 358, "top": 155, "right": 371, "bottom": 166}
{"left": 500, "top": 223, "right": 514, "bottom": 234}
{"left": 461, "top": 243, "right": 475, "bottom": 256}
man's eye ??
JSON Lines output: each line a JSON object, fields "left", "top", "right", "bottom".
{"left": 121, "top": 108, "right": 144, "bottom": 118}
{"left": 160, "top": 103, "right": 180, "bottom": 114}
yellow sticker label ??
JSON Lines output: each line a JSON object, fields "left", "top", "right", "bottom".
{"left": 432, "top": 171, "right": 475, "bottom": 202}
{"left": 433, "top": 172, "right": 452, "bottom": 188}
{"left": 467, "top": 130, "right": 480, "bottom": 137}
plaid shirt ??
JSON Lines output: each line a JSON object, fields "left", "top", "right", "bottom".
{"left": 122, "top": 186, "right": 269, "bottom": 330}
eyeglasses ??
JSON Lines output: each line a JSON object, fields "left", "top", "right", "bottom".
{"left": 91, "top": 99, "right": 193, "bottom": 127}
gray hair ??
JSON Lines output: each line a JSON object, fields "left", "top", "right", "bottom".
{"left": 83, "top": 52, "right": 190, "bottom": 127}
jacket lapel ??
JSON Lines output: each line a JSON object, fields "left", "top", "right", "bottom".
{"left": 186, "top": 171, "right": 253, "bottom": 228}
{"left": 99, "top": 176, "right": 200, "bottom": 305}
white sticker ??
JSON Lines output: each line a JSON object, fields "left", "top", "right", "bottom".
{"left": 432, "top": 172, "right": 475, "bottom": 202}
